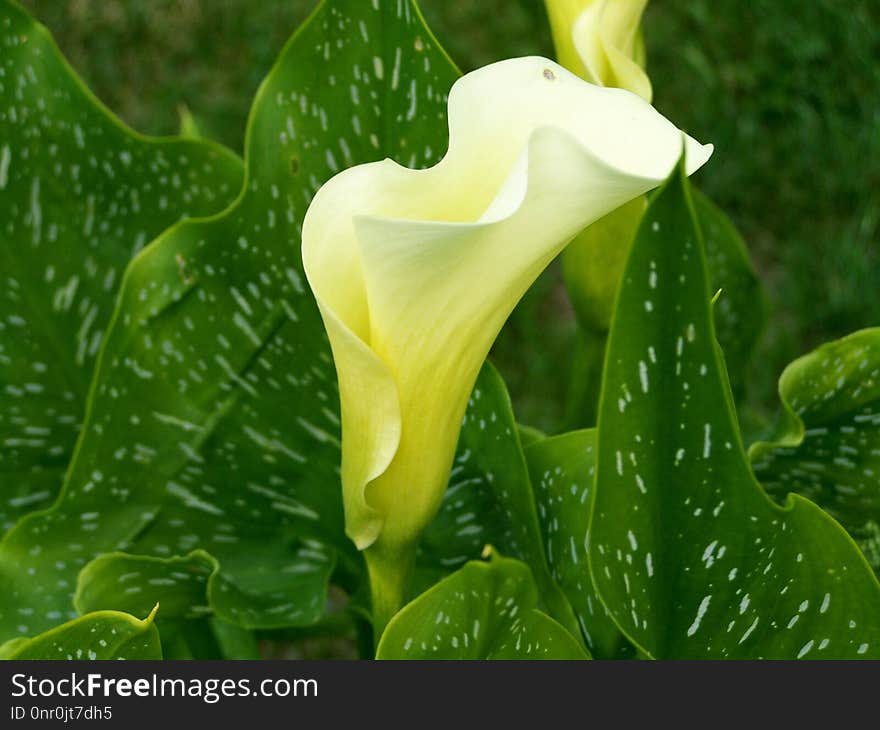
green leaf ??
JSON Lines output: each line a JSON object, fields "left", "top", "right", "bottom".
{"left": 177, "top": 104, "right": 203, "bottom": 139}
{"left": 524, "top": 429, "right": 633, "bottom": 658}
{"left": 420, "top": 362, "right": 581, "bottom": 639}
{"left": 74, "top": 551, "right": 215, "bottom": 621}
{"left": 377, "top": 552, "right": 589, "bottom": 659}
{"left": 74, "top": 551, "right": 248, "bottom": 658}
{"left": 750, "top": 328, "right": 880, "bottom": 568}
{"left": 158, "top": 617, "right": 261, "bottom": 660}
{"left": 693, "top": 188, "right": 767, "bottom": 397}
{"left": 0, "top": 0, "right": 459, "bottom": 643}
{"left": 517, "top": 423, "right": 546, "bottom": 447}
{"left": 561, "top": 188, "right": 765, "bottom": 428}
{"left": 0, "top": 607, "right": 161, "bottom": 660}
{"left": 588, "top": 158, "right": 880, "bottom": 658}
{"left": 0, "top": 0, "right": 243, "bottom": 531}
{"left": 210, "top": 617, "right": 261, "bottom": 660}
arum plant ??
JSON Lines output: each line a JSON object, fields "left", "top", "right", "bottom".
{"left": 302, "top": 56, "right": 712, "bottom": 633}
{"left": 7, "top": 0, "right": 874, "bottom": 662}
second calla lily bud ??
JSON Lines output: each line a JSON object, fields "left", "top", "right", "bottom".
{"left": 302, "top": 56, "right": 711, "bottom": 621}
{"left": 545, "top": 0, "right": 652, "bottom": 100}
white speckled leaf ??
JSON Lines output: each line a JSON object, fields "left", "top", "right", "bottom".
{"left": 74, "top": 551, "right": 263, "bottom": 658}
{"left": 0, "top": 606, "right": 161, "bottom": 659}
{"left": 0, "top": 0, "right": 243, "bottom": 532}
{"left": 562, "top": 187, "right": 765, "bottom": 428}
{"left": 377, "top": 552, "right": 589, "bottom": 659}
{"left": 419, "top": 362, "right": 579, "bottom": 636}
{"left": 524, "top": 429, "right": 633, "bottom": 658}
{"left": 750, "top": 328, "right": 880, "bottom": 570}
{"left": 693, "top": 188, "right": 766, "bottom": 397}
{"left": 0, "top": 0, "right": 458, "bottom": 641}
{"left": 589, "top": 159, "right": 880, "bottom": 658}
{"left": 74, "top": 551, "right": 216, "bottom": 621}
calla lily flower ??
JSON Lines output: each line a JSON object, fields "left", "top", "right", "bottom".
{"left": 302, "top": 56, "right": 711, "bottom": 621}
{"left": 545, "top": 0, "right": 652, "bottom": 101}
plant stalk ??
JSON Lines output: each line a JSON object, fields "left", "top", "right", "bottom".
{"left": 564, "top": 327, "right": 608, "bottom": 429}
{"left": 364, "top": 542, "right": 416, "bottom": 649}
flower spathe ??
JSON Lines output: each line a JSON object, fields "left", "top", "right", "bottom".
{"left": 301, "top": 57, "right": 711, "bottom": 570}
{"left": 545, "top": 0, "right": 652, "bottom": 100}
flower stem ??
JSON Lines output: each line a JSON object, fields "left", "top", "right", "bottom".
{"left": 564, "top": 328, "right": 608, "bottom": 429}
{"left": 365, "top": 542, "right": 415, "bottom": 649}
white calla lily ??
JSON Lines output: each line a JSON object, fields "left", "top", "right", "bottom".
{"left": 545, "top": 0, "right": 652, "bottom": 100}
{"left": 302, "top": 57, "right": 711, "bottom": 622}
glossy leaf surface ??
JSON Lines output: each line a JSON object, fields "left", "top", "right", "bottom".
{"left": 378, "top": 553, "right": 588, "bottom": 659}
{"left": 0, "top": 0, "right": 243, "bottom": 531}
{"left": 589, "top": 161, "right": 880, "bottom": 659}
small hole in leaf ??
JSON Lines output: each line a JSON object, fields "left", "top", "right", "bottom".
{"left": 290, "top": 156, "right": 300, "bottom": 175}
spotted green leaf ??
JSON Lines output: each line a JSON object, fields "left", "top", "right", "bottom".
{"left": 589, "top": 159, "right": 880, "bottom": 659}
{"left": 693, "top": 188, "right": 766, "bottom": 398}
{"left": 74, "top": 552, "right": 261, "bottom": 659}
{"left": 0, "top": 0, "right": 243, "bottom": 532}
{"left": 524, "top": 429, "right": 633, "bottom": 658}
{"left": 562, "top": 188, "right": 765, "bottom": 428}
{"left": 377, "top": 553, "right": 589, "bottom": 659}
{"left": 0, "top": 607, "right": 161, "bottom": 660}
{"left": 0, "top": 0, "right": 458, "bottom": 642}
{"left": 74, "top": 551, "right": 216, "bottom": 621}
{"left": 750, "top": 328, "right": 880, "bottom": 569}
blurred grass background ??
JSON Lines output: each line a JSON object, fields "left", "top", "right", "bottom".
{"left": 21, "top": 0, "right": 880, "bottom": 435}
